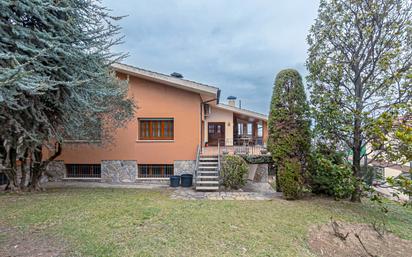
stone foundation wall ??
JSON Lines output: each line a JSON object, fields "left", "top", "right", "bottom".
{"left": 174, "top": 160, "right": 196, "bottom": 175}
{"left": 102, "top": 160, "right": 137, "bottom": 183}
{"left": 247, "top": 163, "right": 268, "bottom": 183}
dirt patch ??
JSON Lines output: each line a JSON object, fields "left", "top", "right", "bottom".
{"left": 0, "top": 226, "right": 67, "bottom": 257}
{"left": 308, "top": 221, "right": 412, "bottom": 257}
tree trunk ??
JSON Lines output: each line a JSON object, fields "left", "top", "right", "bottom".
{"left": 28, "top": 143, "right": 62, "bottom": 192}
{"left": 351, "top": 67, "right": 363, "bottom": 202}
{"left": 29, "top": 147, "right": 43, "bottom": 192}
{"left": 3, "top": 147, "right": 20, "bottom": 192}
{"left": 19, "top": 149, "right": 29, "bottom": 190}
{"left": 351, "top": 144, "right": 362, "bottom": 202}
{"left": 19, "top": 157, "right": 27, "bottom": 190}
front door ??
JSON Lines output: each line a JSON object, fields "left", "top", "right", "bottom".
{"left": 208, "top": 122, "right": 225, "bottom": 146}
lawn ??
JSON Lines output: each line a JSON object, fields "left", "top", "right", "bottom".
{"left": 0, "top": 188, "right": 411, "bottom": 257}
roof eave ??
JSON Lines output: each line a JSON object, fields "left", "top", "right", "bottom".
{"left": 111, "top": 63, "right": 219, "bottom": 97}
{"left": 216, "top": 104, "right": 268, "bottom": 121}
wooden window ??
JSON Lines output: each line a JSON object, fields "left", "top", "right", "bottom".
{"left": 138, "top": 164, "right": 174, "bottom": 178}
{"left": 139, "top": 118, "right": 174, "bottom": 140}
{"left": 66, "top": 164, "right": 101, "bottom": 178}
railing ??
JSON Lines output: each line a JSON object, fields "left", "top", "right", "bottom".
{"left": 138, "top": 164, "right": 174, "bottom": 178}
{"left": 194, "top": 145, "right": 201, "bottom": 184}
{"left": 218, "top": 138, "right": 267, "bottom": 156}
{"left": 217, "top": 140, "right": 221, "bottom": 177}
{"left": 66, "top": 164, "right": 101, "bottom": 178}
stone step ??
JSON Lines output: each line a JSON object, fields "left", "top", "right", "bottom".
{"left": 197, "top": 172, "right": 218, "bottom": 177}
{"left": 197, "top": 181, "right": 219, "bottom": 185}
{"left": 199, "top": 156, "right": 218, "bottom": 161}
{"left": 198, "top": 167, "right": 218, "bottom": 171}
{"left": 198, "top": 162, "right": 218, "bottom": 165}
{"left": 198, "top": 168, "right": 217, "bottom": 172}
{"left": 198, "top": 169, "right": 217, "bottom": 173}
{"left": 196, "top": 186, "right": 219, "bottom": 191}
{"left": 197, "top": 175, "right": 219, "bottom": 179}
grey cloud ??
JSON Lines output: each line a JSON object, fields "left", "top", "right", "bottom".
{"left": 103, "top": 0, "right": 319, "bottom": 114}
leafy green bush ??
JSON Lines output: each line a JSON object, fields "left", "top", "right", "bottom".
{"left": 278, "top": 159, "right": 304, "bottom": 200}
{"left": 312, "top": 155, "right": 355, "bottom": 199}
{"left": 240, "top": 154, "right": 273, "bottom": 164}
{"left": 221, "top": 155, "right": 249, "bottom": 189}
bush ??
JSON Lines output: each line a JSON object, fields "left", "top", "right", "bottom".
{"left": 240, "top": 154, "right": 273, "bottom": 164}
{"left": 311, "top": 155, "right": 355, "bottom": 199}
{"left": 278, "top": 159, "right": 304, "bottom": 200}
{"left": 221, "top": 155, "right": 249, "bottom": 189}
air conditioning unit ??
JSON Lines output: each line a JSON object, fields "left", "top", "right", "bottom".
{"left": 204, "top": 103, "right": 211, "bottom": 118}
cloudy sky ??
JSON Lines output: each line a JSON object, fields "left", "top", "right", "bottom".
{"left": 102, "top": 0, "right": 320, "bottom": 114}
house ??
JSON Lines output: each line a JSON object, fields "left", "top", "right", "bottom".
{"left": 49, "top": 63, "right": 268, "bottom": 190}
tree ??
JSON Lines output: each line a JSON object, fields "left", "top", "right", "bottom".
{"left": 267, "top": 69, "right": 311, "bottom": 199}
{"left": 0, "top": 0, "right": 135, "bottom": 191}
{"left": 307, "top": 0, "right": 412, "bottom": 201}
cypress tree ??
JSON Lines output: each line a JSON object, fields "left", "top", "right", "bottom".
{"left": 267, "top": 69, "right": 311, "bottom": 199}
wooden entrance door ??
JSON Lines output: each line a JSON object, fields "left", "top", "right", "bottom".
{"left": 208, "top": 122, "right": 225, "bottom": 146}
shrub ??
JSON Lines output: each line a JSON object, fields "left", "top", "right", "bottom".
{"left": 311, "top": 155, "right": 355, "bottom": 199}
{"left": 278, "top": 159, "right": 304, "bottom": 200}
{"left": 221, "top": 155, "right": 249, "bottom": 189}
{"left": 240, "top": 154, "right": 273, "bottom": 164}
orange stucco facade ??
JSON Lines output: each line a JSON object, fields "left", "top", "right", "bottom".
{"left": 57, "top": 66, "right": 269, "bottom": 171}
{"left": 58, "top": 72, "right": 202, "bottom": 164}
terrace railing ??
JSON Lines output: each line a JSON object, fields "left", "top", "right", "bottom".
{"left": 218, "top": 138, "right": 267, "bottom": 156}
{"left": 194, "top": 145, "right": 201, "bottom": 184}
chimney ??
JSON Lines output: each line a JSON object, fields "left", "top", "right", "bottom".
{"left": 227, "top": 96, "right": 237, "bottom": 107}
{"left": 170, "top": 72, "right": 183, "bottom": 78}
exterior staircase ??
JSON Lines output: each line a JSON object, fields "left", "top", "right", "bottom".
{"left": 195, "top": 155, "right": 219, "bottom": 191}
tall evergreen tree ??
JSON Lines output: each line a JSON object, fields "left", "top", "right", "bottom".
{"left": 0, "top": 0, "right": 135, "bottom": 191}
{"left": 307, "top": 0, "right": 411, "bottom": 201}
{"left": 267, "top": 69, "right": 311, "bottom": 199}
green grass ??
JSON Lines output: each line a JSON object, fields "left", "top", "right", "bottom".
{"left": 0, "top": 188, "right": 411, "bottom": 257}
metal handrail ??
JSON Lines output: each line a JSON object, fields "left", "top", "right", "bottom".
{"left": 217, "top": 140, "right": 221, "bottom": 179}
{"left": 217, "top": 138, "right": 267, "bottom": 156}
{"left": 194, "top": 144, "right": 201, "bottom": 184}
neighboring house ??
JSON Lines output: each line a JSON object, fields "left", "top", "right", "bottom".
{"left": 51, "top": 63, "right": 268, "bottom": 189}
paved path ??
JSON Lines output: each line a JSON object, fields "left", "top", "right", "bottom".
{"left": 171, "top": 187, "right": 282, "bottom": 200}
{"left": 43, "top": 181, "right": 283, "bottom": 201}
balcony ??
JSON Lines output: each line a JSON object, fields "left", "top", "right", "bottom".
{"left": 202, "top": 138, "right": 268, "bottom": 156}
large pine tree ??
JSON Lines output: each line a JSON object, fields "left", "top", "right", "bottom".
{"left": 267, "top": 69, "right": 311, "bottom": 199}
{"left": 0, "top": 0, "right": 135, "bottom": 191}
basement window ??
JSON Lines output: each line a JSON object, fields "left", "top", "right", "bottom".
{"left": 0, "top": 172, "right": 8, "bottom": 185}
{"left": 66, "top": 164, "right": 101, "bottom": 178}
{"left": 138, "top": 164, "right": 174, "bottom": 178}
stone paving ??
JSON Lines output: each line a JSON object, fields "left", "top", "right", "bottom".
{"left": 170, "top": 187, "right": 282, "bottom": 201}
